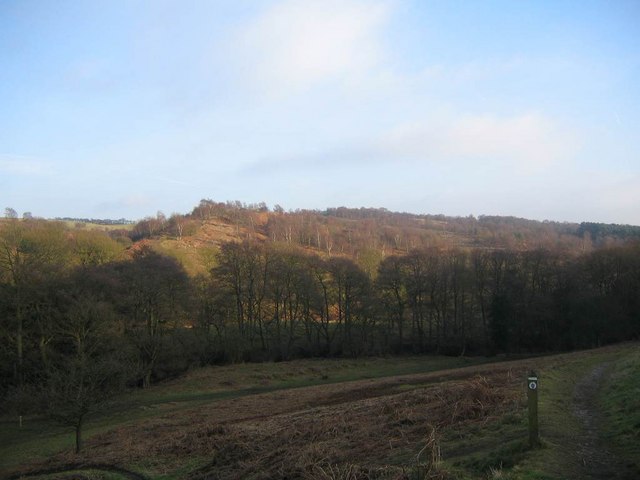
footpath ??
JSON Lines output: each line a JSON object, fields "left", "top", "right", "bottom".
{"left": 571, "top": 363, "right": 636, "bottom": 480}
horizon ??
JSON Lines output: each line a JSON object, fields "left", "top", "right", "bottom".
{"left": 12, "top": 200, "right": 640, "bottom": 227}
{"left": 2, "top": 1, "right": 639, "bottom": 225}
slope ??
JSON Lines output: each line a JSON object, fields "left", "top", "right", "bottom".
{"left": 3, "top": 343, "right": 638, "bottom": 480}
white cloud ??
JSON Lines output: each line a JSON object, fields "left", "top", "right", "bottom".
{"left": 380, "top": 113, "right": 579, "bottom": 170}
{"left": 236, "top": 0, "right": 390, "bottom": 93}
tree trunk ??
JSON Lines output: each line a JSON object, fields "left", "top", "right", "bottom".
{"left": 75, "top": 417, "right": 83, "bottom": 453}
{"left": 143, "top": 370, "right": 152, "bottom": 389}
{"left": 16, "top": 302, "right": 24, "bottom": 386}
{"left": 39, "top": 336, "right": 50, "bottom": 371}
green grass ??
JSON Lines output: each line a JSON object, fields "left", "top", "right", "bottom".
{"left": 598, "top": 346, "right": 640, "bottom": 472}
{"left": 120, "top": 355, "right": 495, "bottom": 409}
{"left": 61, "top": 220, "right": 134, "bottom": 231}
{"left": 453, "top": 438, "right": 530, "bottom": 476}
{"left": 428, "top": 343, "right": 639, "bottom": 480}
{"left": 494, "top": 344, "right": 639, "bottom": 480}
{"left": 519, "top": 357, "right": 600, "bottom": 479}
{"left": 429, "top": 393, "right": 532, "bottom": 480}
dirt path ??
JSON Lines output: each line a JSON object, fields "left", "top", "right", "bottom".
{"left": 572, "top": 363, "right": 634, "bottom": 480}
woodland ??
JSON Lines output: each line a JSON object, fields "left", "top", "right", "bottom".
{"left": 1, "top": 200, "right": 639, "bottom": 452}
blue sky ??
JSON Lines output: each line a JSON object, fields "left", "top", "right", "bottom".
{"left": 1, "top": 0, "right": 639, "bottom": 224}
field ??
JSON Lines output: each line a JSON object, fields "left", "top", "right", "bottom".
{"left": 60, "top": 221, "right": 134, "bottom": 231}
{"left": 1, "top": 344, "right": 638, "bottom": 480}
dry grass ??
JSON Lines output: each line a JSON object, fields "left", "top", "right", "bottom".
{"left": 36, "top": 368, "right": 524, "bottom": 480}
{"left": 7, "top": 344, "right": 637, "bottom": 480}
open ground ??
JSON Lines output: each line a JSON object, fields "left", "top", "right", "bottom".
{"left": 1, "top": 344, "right": 638, "bottom": 480}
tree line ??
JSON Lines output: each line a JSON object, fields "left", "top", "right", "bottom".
{"left": 1, "top": 215, "right": 639, "bottom": 451}
{"left": 203, "top": 240, "right": 639, "bottom": 360}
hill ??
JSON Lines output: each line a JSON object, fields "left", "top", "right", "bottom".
{"left": 125, "top": 199, "right": 640, "bottom": 274}
{"left": 1, "top": 208, "right": 639, "bottom": 479}
{"left": 2, "top": 204, "right": 638, "bottom": 363}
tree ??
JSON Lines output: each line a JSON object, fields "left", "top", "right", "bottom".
{"left": 327, "top": 257, "right": 371, "bottom": 356}
{"left": 376, "top": 255, "right": 408, "bottom": 352}
{"left": 4, "top": 207, "right": 17, "bottom": 219}
{"left": 111, "top": 247, "right": 191, "bottom": 387}
{"left": 212, "top": 241, "right": 269, "bottom": 358}
{"left": 0, "top": 221, "right": 70, "bottom": 388}
{"left": 71, "top": 230, "right": 123, "bottom": 266}
{"left": 471, "top": 250, "right": 491, "bottom": 349}
{"left": 308, "top": 257, "right": 339, "bottom": 355}
{"left": 44, "top": 293, "right": 131, "bottom": 453}
{"left": 169, "top": 213, "right": 185, "bottom": 240}
{"left": 266, "top": 247, "right": 305, "bottom": 359}
{"left": 486, "top": 250, "right": 517, "bottom": 353}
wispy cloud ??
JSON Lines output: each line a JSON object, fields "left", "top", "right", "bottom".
{"left": 0, "top": 154, "right": 54, "bottom": 176}
{"left": 93, "top": 194, "right": 153, "bottom": 215}
{"left": 379, "top": 113, "right": 579, "bottom": 170}
{"left": 234, "top": 0, "right": 390, "bottom": 93}
{"left": 241, "top": 112, "right": 580, "bottom": 175}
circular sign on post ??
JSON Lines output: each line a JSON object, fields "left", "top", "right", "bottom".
{"left": 527, "top": 374, "right": 540, "bottom": 448}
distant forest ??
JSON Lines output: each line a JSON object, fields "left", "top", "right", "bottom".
{"left": 1, "top": 200, "right": 639, "bottom": 434}
{"left": 55, "top": 217, "right": 136, "bottom": 225}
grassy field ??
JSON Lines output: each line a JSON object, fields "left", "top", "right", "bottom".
{"left": 479, "top": 343, "right": 640, "bottom": 480}
{"left": 61, "top": 220, "right": 134, "bottom": 231}
{"left": 0, "top": 355, "right": 491, "bottom": 471}
{"left": 0, "top": 218, "right": 134, "bottom": 232}
{"left": 599, "top": 347, "right": 640, "bottom": 472}
{"left": 1, "top": 344, "right": 638, "bottom": 480}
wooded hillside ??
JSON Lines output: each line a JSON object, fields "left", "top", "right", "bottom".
{"left": 1, "top": 200, "right": 639, "bottom": 446}
{"left": 127, "top": 200, "right": 640, "bottom": 274}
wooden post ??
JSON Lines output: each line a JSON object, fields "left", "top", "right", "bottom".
{"left": 527, "top": 371, "right": 539, "bottom": 447}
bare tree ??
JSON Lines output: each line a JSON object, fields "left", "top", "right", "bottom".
{"left": 44, "top": 295, "right": 131, "bottom": 452}
{"left": 4, "top": 207, "right": 17, "bottom": 219}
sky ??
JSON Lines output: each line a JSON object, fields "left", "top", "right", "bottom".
{"left": 1, "top": 0, "right": 639, "bottom": 224}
